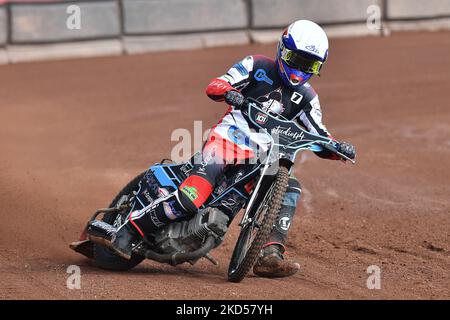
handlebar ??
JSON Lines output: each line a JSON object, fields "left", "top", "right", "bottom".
{"left": 318, "top": 142, "right": 356, "bottom": 164}
{"left": 239, "top": 98, "right": 356, "bottom": 164}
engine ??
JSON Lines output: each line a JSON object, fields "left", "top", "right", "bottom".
{"left": 153, "top": 208, "right": 229, "bottom": 258}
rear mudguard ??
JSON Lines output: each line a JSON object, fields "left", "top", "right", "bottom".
{"left": 69, "top": 239, "right": 94, "bottom": 259}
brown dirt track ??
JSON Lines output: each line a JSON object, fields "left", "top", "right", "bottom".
{"left": 0, "top": 31, "right": 449, "bottom": 300}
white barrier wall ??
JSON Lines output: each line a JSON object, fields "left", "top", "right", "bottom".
{"left": 122, "top": 0, "right": 248, "bottom": 34}
{"left": 387, "top": 0, "right": 450, "bottom": 19}
{"left": 123, "top": 31, "right": 249, "bottom": 54}
{"left": 0, "top": 5, "right": 7, "bottom": 45}
{"left": 251, "top": 0, "right": 381, "bottom": 27}
{"left": 11, "top": 1, "right": 120, "bottom": 43}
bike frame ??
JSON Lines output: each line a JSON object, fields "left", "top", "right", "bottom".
{"left": 130, "top": 98, "right": 354, "bottom": 230}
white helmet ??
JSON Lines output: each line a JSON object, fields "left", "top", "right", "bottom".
{"left": 276, "top": 20, "right": 329, "bottom": 87}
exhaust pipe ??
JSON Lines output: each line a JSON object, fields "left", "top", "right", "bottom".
{"left": 143, "top": 236, "right": 216, "bottom": 266}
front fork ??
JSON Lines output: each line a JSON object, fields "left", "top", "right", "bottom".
{"left": 239, "top": 152, "right": 294, "bottom": 228}
{"left": 239, "top": 161, "right": 271, "bottom": 227}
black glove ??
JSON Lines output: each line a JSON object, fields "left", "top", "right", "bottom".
{"left": 224, "top": 90, "right": 244, "bottom": 108}
{"left": 338, "top": 142, "right": 356, "bottom": 159}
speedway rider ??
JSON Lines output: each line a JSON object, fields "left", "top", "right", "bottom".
{"left": 90, "top": 20, "right": 356, "bottom": 278}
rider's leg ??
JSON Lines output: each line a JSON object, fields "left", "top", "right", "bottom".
{"left": 253, "top": 175, "right": 301, "bottom": 278}
{"left": 110, "top": 142, "right": 227, "bottom": 259}
{"left": 110, "top": 189, "right": 195, "bottom": 260}
{"left": 129, "top": 142, "right": 226, "bottom": 231}
{"left": 128, "top": 107, "right": 257, "bottom": 236}
{"left": 106, "top": 115, "right": 254, "bottom": 259}
{"left": 178, "top": 145, "right": 226, "bottom": 210}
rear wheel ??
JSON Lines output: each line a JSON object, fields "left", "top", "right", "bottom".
{"left": 227, "top": 165, "right": 289, "bottom": 282}
{"left": 92, "top": 171, "right": 146, "bottom": 271}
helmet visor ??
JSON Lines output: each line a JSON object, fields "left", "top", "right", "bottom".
{"left": 280, "top": 46, "right": 323, "bottom": 75}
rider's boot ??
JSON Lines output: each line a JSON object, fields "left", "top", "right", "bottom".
{"left": 86, "top": 219, "right": 138, "bottom": 260}
{"left": 86, "top": 219, "right": 117, "bottom": 248}
{"left": 253, "top": 243, "right": 300, "bottom": 278}
{"left": 253, "top": 179, "right": 301, "bottom": 278}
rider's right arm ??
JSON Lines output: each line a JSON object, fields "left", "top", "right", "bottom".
{"left": 205, "top": 56, "right": 254, "bottom": 101}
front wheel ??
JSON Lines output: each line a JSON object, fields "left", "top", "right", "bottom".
{"left": 227, "top": 165, "right": 289, "bottom": 282}
{"left": 92, "top": 171, "right": 146, "bottom": 271}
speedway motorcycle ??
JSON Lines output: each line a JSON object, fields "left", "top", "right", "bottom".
{"left": 70, "top": 98, "right": 355, "bottom": 282}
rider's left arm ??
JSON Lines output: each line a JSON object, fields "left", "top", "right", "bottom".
{"left": 296, "top": 95, "right": 340, "bottom": 160}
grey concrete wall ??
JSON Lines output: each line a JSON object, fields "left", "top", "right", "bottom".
{"left": 11, "top": 1, "right": 120, "bottom": 43}
{"left": 122, "top": 0, "right": 248, "bottom": 34}
{"left": 251, "top": 0, "right": 381, "bottom": 27}
{"left": 387, "top": 0, "right": 450, "bottom": 19}
{"left": 0, "top": 6, "right": 7, "bottom": 45}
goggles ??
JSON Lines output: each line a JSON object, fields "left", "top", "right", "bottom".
{"left": 280, "top": 45, "right": 323, "bottom": 75}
